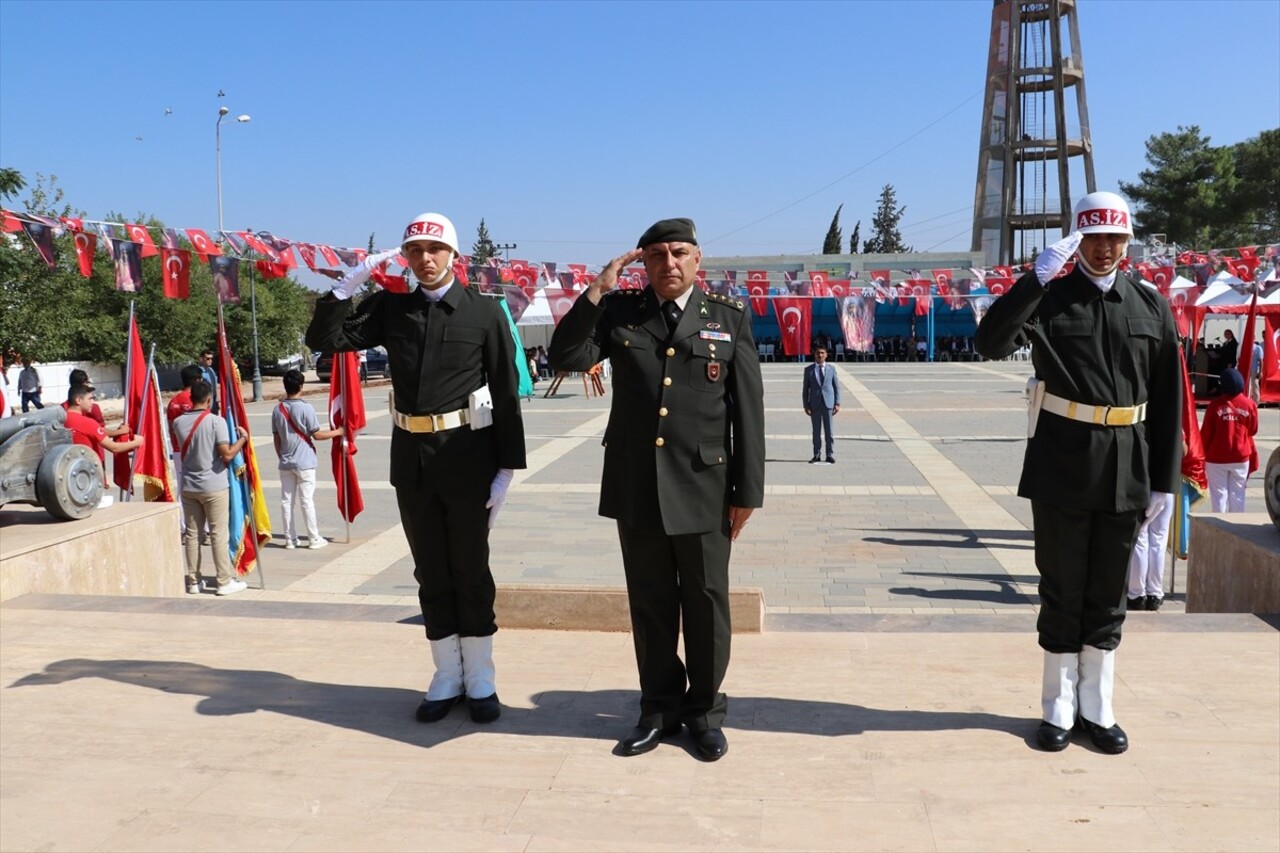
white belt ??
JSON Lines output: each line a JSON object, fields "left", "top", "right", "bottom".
{"left": 1041, "top": 392, "right": 1146, "bottom": 427}
{"left": 392, "top": 407, "right": 469, "bottom": 433}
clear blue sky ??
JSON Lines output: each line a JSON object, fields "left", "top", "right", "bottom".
{"left": 1, "top": 0, "right": 1276, "bottom": 277}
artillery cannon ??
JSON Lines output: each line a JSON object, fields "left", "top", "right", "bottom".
{"left": 0, "top": 408, "right": 103, "bottom": 520}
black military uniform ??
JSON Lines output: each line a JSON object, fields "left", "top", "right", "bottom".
{"left": 306, "top": 283, "right": 526, "bottom": 640}
{"left": 975, "top": 267, "right": 1181, "bottom": 653}
{"left": 549, "top": 278, "right": 766, "bottom": 735}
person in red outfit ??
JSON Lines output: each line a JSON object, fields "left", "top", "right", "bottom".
{"left": 1200, "top": 367, "right": 1258, "bottom": 513}
{"left": 64, "top": 384, "right": 143, "bottom": 468}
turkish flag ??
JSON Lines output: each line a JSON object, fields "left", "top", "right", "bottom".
{"left": 452, "top": 255, "right": 470, "bottom": 286}
{"left": 185, "top": 228, "right": 221, "bottom": 261}
{"left": 1225, "top": 255, "right": 1258, "bottom": 282}
{"left": 808, "top": 270, "right": 831, "bottom": 297}
{"left": 113, "top": 314, "right": 147, "bottom": 492}
{"left": 234, "top": 231, "right": 274, "bottom": 259}
{"left": 1, "top": 209, "right": 21, "bottom": 233}
{"left": 567, "top": 263, "right": 588, "bottom": 288}
{"left": 773, "top": 296, "right": 812, "bottom": 357}
{"left": 932, "top": 269, "right": 953, "bottom": 300}
{"left": 72, "top": 231, "right": 97, "bottom": 277}
{"left": 296, "top": 243, "right": 318, "bottom": 270}
{"left": 746, "top": 271, "right": 769, "bottom": 316}
{"left": 329, "top": 351, "right": 366, "bottom": 523}
{"left": 828, "top": 279, "right": 851, "bottom": 299}
{"left": 1166, "top": 281, "right": 1195, "bottom": 339}
{"left": 987, "top": 266, "right": 1015, "bottom": 297}
{"left": 510, "top": 262, "right": 539, "bottom": 297}
{"left": 1261, "top": 315, "right": 1280, "bottom": 403}
{"left": 906, "top": 278, "right": 930, "bottom": 315}
{"left": 254, "top": 260, "right": 289, "bottom": 280}
{"left": 868, "top": 269, "right": 892, "bottom": 301}
{"left": 318, "top": 244, "right": 340, "bottom": 267}
{"left": 370, "top": 261, "right": 408, "bottom": 293}
{"left": 161, "top": 248, "right": 191, "bottom": 299}
{"left": 258, "top": 232, "right": 296, "bottom": 267}
{"left": 545, "top": 287, "right": 580, "bottom": 325}
{"left": 619, "top": 267, "right": 647, "bottom": 290}
{"left": 126, "top": 223, "right": 159, "bottom": 258}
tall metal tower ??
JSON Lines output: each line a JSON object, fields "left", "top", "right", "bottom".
{"left": 971, "top": 0, "right": 1096, "bottom": 265}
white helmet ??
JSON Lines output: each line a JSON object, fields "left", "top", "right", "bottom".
{"left": 401, "top": 212, "right": 459, "bottom": 254}
{"left": 1072, "top": 192, "right": 1134, "bottom": 236}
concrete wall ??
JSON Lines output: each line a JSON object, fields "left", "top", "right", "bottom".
{"left": 1186, "top": 513, "right": 1280, "bottom": 614}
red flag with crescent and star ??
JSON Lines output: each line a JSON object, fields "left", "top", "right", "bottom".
{"left": 296, "top": 243, "right": 318, "bottom": 270}
{"left": 317, "top": 244, "right": 340, "bottom": 267}
{"left": 907, "top": 277, "right": 931, "bottom": 315}
{"left": 509, "top": 260, "right": 539, "bottom": 297}
{"left": 161, "top": 248, "right": 191, "bottom": 299}
{"left": 987, "top": 266, "right": 1015, "bottom": 296}
{"left": 807, "top": 270, "right": 831, "bottom": 297}
{"left": 746, "top": 270, "right": 769, "bottom": 316}
{"left": 546, "top": 288, "right": 580, "bottom": 325}
{"left": 1261, "top": 315, "right": 1280, "bottom": 403}
{"left": 828, "top": 278, "right": 851, "bottom": 299}
{"left": 1225, "top": 255, "right": 1258, "bottom": 282}
{"left": 773, "top": 296, "right": 812, "bottom": 358}
{"left": 185, "top": 229, "right": 220, "bottom": 262}
{"left": 72, "top": 228, "right": 97, "bottom": 278}
{"left": 126, "top": 223, "right": 159, "bottom": 258}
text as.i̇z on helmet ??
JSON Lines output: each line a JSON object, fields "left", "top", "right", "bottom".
{"left": 1075, "top": 208, "right": 1129, "bottom": 231}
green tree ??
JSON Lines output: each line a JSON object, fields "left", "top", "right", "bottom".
{"left": 0, "top": 167, "right": 25, "bottom": 200}
{"left": 822, "top": 204, "right": 843, "bottom": 254}
{"left": 862, "top": 185, "right": 911, "bottom": 253}
{"left": 1118, "top": 125, "right": 1239, "bottom": 247}
{"left": 471, "top": 218, "right": 498, "bottom": 263}
{"left": 848, "top": 220, "right": 861, "bottom": 254}
{"left": 1226, "top": 128, "right": 1280, "bottom": 245}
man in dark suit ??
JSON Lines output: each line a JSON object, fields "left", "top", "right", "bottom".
{"left": 802, "top": 345, "right": 841, "bottom": 463}
{"left": 975, "top": 191, "right": 1181, "bottom": 755}
{"left": 549, "top": 217, "right": 765, "bottom": 762}
{"left": 306, "top": 212, "right": 526, "bottom": 725}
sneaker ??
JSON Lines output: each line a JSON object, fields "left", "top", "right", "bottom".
{"left": 308, "top": 538, "right": 329, "bottom": 551}
{"left": 186, "top": 579, "right": 202, "bottom": 595}
{"left": 284, "top": 540, "right": 298, "bottom": 550}
{"left": 216, "top": 579, "right": 248, "bottom": 596}
{"left": 826, "top": 457, "right": 836, "bottom": 464}
{"left": 809, "top": 456, "right": 820, "bottom": 464}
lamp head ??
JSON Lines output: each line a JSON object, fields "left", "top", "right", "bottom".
{"left": 218, "top": 106, "right": 229, "bottom": 116}
{"left": 236, "top": 114, "right": 251, "bottom": 123}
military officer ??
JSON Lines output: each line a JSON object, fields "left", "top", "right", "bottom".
{"left": 975, "top": 192, "right": 1181, "bottom": 754}
{"left": 306, "top": 212, "right": 526, "bottom": 725}
{"left": 548, "top": 217, "right": 766, "bottom": 762}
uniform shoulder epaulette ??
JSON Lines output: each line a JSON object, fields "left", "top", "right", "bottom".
{"left": 607, "top": 289, "right": 644, "bottom": 296}
{"left": 706, "top": 292, "right": 745, "bottom": 311}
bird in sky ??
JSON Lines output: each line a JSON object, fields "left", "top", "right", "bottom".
{"left": 217, "top": 89, "right": 225, "bottom": 98}
{"left": 135, "top": 135, "right": 143, "bottom": 142}
{"left": 164, "top": 107, "right": 173, "bottom": 116}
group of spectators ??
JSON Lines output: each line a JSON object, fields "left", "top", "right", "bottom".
{"left": 524, "top": 346, "right": 550, "bottom": 382}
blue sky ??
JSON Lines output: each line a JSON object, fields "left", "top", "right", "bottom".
{"left": 1, "top": 0, "right": 1276, "bottom": 276}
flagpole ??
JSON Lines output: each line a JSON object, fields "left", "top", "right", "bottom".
{"left": 120, "top": 300, "right": 135, "bottom": 501}
{"left": 337, "top": 354, "right": 351, "bottom": 544}
{"left": 125, "top": 343, "right": 156, "bottom": 496}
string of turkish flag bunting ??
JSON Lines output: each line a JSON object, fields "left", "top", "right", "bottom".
{"left": 3, "top": 207, "right": 1276, "bottom": 319}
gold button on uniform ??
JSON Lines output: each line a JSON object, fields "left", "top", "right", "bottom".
{"left": 623, "top": 340, "right": 631, "bottom": 347}
{"left": 663, "top": 377, "right": 672, "bottom": 386}
{"left": 666, "top": 347, "right": 675, "bottom": 357}
{"left": 655, "top": 437, "right": 665, "bottom": 447}
{"left": 709, "top": 344, "right": 717, "bottom": 353}
{"left": 659, "top": 407, "right": 669, "bottom": 417}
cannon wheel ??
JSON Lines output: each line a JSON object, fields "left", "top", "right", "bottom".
{"left": 1266, "top": 446, "right": 1280, "bottom": 531}
{"left": 34, "top": 443, "right": 103, "bottom": 520}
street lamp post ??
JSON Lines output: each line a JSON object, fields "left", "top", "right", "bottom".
{"left": 215, "top": 106, "right": 263, "bottom": 401}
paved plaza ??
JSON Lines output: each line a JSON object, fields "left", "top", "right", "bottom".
{"left": 2, "top": 361, "right": 1277, "bottom": 851}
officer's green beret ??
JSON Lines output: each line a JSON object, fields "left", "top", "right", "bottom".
{"left": 637, "top": 218, "right": 698, "bottom": 249}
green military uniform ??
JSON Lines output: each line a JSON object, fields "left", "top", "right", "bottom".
{"left": 975, "top": 267, "right": 1182, "bottom": 652}
{"left": 548, "top": 284, "right": 765, "bottom": 731}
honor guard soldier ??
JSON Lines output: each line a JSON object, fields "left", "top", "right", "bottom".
{"left": 306, "top": 212, "right": 526, "bottom": 724}
{"left": 975, "top": 192, "right": 1182, "bottom": 754}
{"left": 548, "top": 218, "right": 766, "bottom": 762}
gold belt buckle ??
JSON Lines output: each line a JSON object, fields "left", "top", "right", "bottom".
{"left": 431, "top": 413, "right": 445, "bottom": 432}
{"left": 1104, "top": 407, "right": 1129, "bottom": 426}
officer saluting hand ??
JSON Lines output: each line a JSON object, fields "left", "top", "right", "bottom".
{"left": 549, "top": 218, "right": 766, "bottom": 762}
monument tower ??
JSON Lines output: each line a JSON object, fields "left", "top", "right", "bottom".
{"left": 971, "top": 0, "right": 1096, "bottom": 265}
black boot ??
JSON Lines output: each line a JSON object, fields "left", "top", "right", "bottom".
{"left": 1078, "top": 717, "right": 1128, "bottom": 754}
{"left": 1036, "top": 721, "right": 1072, "bottom": 752}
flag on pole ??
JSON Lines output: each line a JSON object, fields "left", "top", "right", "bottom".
{"left": 129, "top": 356, "right": 178, "bottom": 502}
{"left": 216, "top": 314, "right": 271, "bottom": 576}
{"left": 773, "top": 296, "right": 812, "bottom": 358}
{"left": 1171, "top": 348, "right": 1207, "bottom": 560}
{"left": 329, "top": 351, "right": 365, "bottom": 523}
{"left": 113, "top": 312, "right": 146, "bottom": 492}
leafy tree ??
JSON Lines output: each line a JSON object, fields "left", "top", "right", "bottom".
{"left": 822, "top": 204, "right": 843, "bottom": 254}
{"left": 862, "top": 184, "right": 911, "bottom": 253}
{"left": 471, "top": 218, "right": 498, "bottom": 263}
{"left": 848, "top": 220, "right": 861, "bottom": 254}
{"left": 1118, "top": 126, "right": 1239, "bottom": 247}
{"left": 1227, "top": 128, "right": 1279, "bottom": 245}
{"left": 0, "top": 170, "right": 309, "bottom": 369}
{"left": 0, "top": 167, "right": 25, "bottom": 200}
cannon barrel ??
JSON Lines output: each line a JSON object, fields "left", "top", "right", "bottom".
{"left": 0, "top": 407, "right": 66, "bottom": 444}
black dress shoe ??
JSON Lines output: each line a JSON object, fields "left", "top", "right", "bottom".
{"left": 415, "top": 694, "right": 461, "bottom": 723}
{"left": 691, "top": 728, "right": 728, "bottom": 761}
{"left": 1126, "top": 597, "right": 1145, "bottom": 611}
{"left": 1078, "top": 717, "right": 1128, "bottom": 754}
{"left": 826, "top": 457, "right": 836, "bottom": 464}
{"left": 1145, "top": 595, "right": 1163, "bottom": 611}
{"left": 469, "top": 693, "right": 501, "bottom": 723}
{"left": 808, "top": 456, "right": 820, "bottom": 464}
{"left": 617, "top": 724, "right": 681, "bottom": 756}
{"left": 1035, "top": 720, "right": 1071, "bottom": 752}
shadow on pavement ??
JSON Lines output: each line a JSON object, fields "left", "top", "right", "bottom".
{"left": 889, "top": 570, "right": 1039, "bottom": 606}
{"left": 9, "top": 658, "right": 1029, "bottom": 747}
{"left": 864, "top": 527, "right": 1035, "bottom": 550}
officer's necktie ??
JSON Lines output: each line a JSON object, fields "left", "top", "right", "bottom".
{"left": 662, "top": 301, "right": 682, "bottom": 335}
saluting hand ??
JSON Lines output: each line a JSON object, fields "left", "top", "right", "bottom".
{"left": 587, "top": 248, "right": 644, "bottom": 304}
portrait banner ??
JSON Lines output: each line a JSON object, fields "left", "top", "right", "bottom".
{"left": 837, "top": 293, "right": 876, "bottom": 353}
{"left": 209, "top": 255, "right": 241, "bottom": 304}
{"left": 112, "top": 239, "right": 143, "bottom": 292}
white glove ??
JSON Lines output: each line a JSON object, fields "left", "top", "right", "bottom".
{"left": 330, "top": 248, "right": 402, "bottom": 300}
{"left": 1145, "top": 491, "right": 1174, "bottom": 521}
{"left": 1034, "top": 231, "right": 1082, "bottom": 286}
{"left": 485, "top": 468, "right": 514, "bottom": 529}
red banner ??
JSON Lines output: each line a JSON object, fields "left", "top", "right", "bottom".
{"left": 126, "top": 223, "right": 159, "bottom": 258}
{"left": 72, "top": 231, "right": 96, "bottom": 278}
{"left": 746, "top": 271, "right": 769, "bottom": 316}
{"left": 185, "top": 228, "right": 220, "bottom": 261}
{"left": 329, "top": 351, "right": 366, "bottom": 523}
{"left": 161, "top": 248, "right": 191, "bottom": 299}
{"left": 112, "top": 315, "right": 147, "bottom": 491}
{"left": 773, "top": 297, "right": 812, "bottom": 357}
{"left": 546, "top": 287, "right": 580, "bottom": 325}
{"left": 1262, "top": 315, "right": 1280, "bottom": 403}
